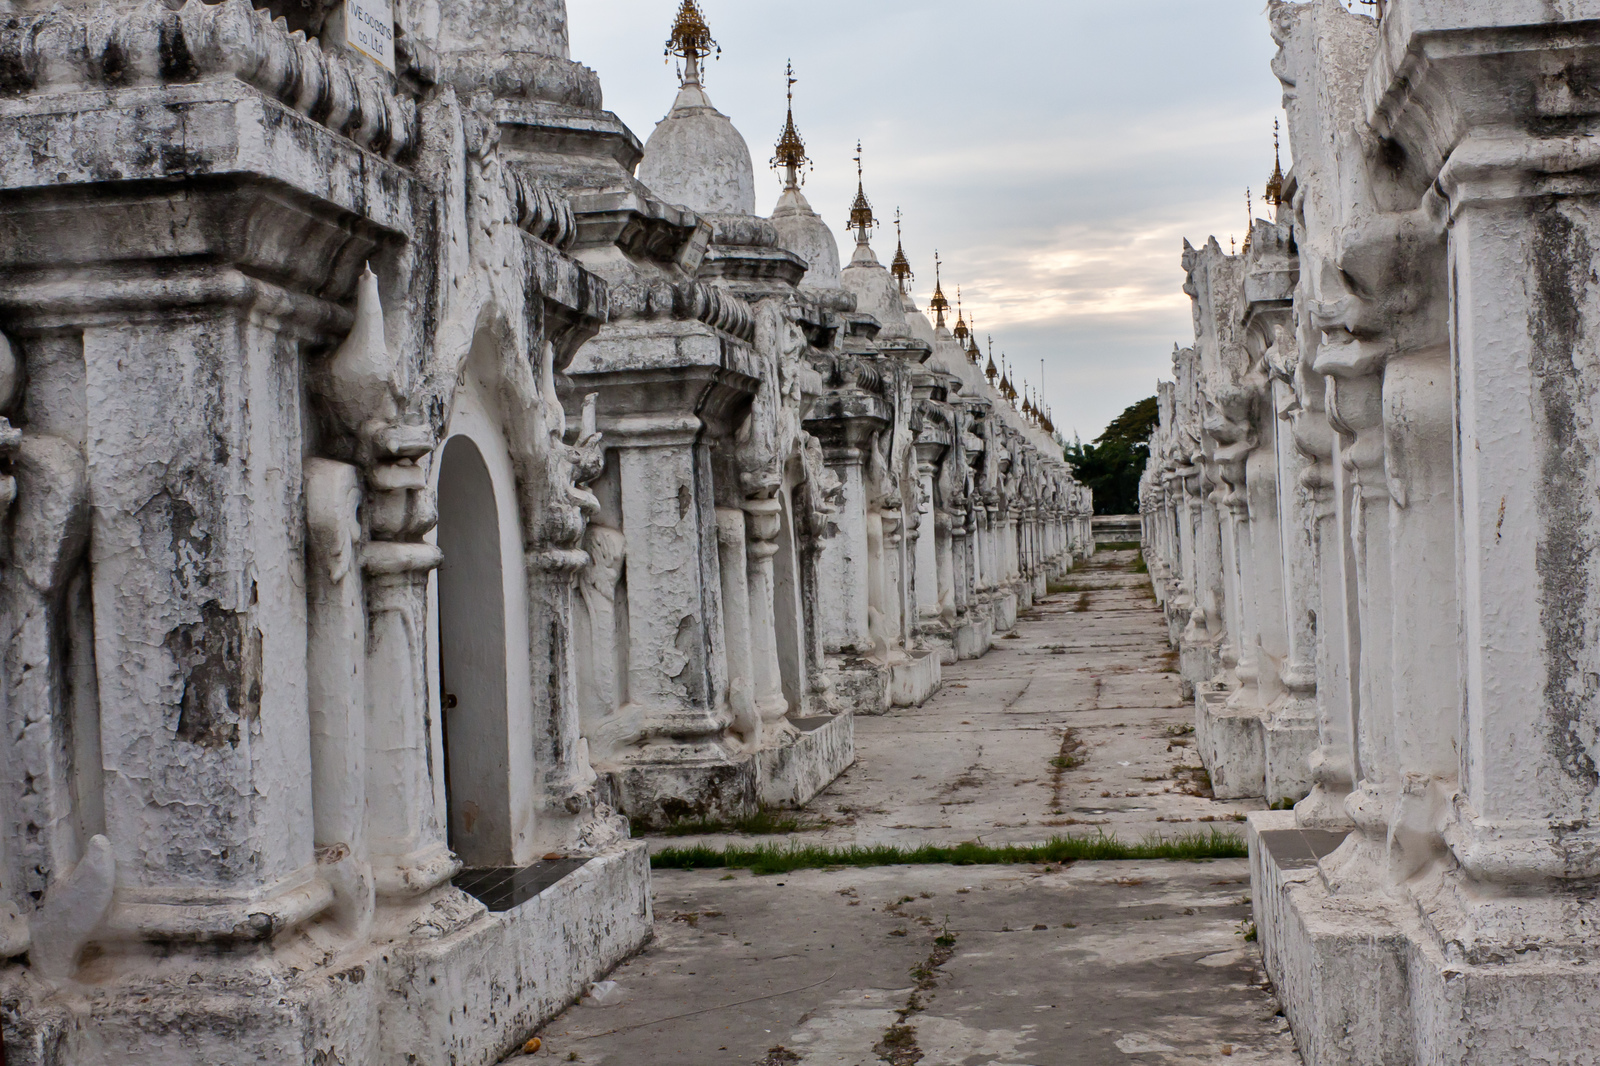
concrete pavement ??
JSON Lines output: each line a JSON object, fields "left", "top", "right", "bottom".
{"left": 519, "top": 552, "right": 1301, "bottom": 1065}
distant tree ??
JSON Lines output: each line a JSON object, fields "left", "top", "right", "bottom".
{"left": 1064, "top": 396, "right": 1159, "bottom": 516}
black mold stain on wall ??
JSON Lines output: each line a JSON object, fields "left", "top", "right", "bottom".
{"left": 1528, "top": 201, "right": 1600, "bottom": 791}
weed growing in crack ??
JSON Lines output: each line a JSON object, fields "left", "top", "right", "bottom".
{"left": 640, "top": 809, "right": 821, "bottom": 837}
{"left": 874, "top": 923, "right": 961, "bottom": 1065}
{"left": 874, "top": 1024, "right": 921, "bottom": 1066}
{"left": 1073, "top": 593, "right": 1091, "bottom": 613}
{"left": 650, "top": 830, "right": 1247, "bottom": 874}
{"left": 1048, "top": 728, "right": 1089, "bottom": 812}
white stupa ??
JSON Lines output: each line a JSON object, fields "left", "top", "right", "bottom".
{"left": 636, "top": 0, "right": 755, "bottom": 218}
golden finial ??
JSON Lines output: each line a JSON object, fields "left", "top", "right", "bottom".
{"left": 1265, "top": 120, "right": 1285, "bottom": 211}
{"left": 771, "top": 61, "right": 811, "bottom": 188}
{"left": 1242, "top": 189, "right": 1254, "bottom": 254}
{"left": 928, "top": 251, "right": 951, "bottom": 328}
{"left": 666, "top": 0, "right": 719, "bottom": 84}
{"left": 952, "top": 287, "right": 969, "bottom": 345}
{"left": 985, "top": 337, "right": 998, "bottom": 383}
{"left": 847, "top": 142, "right": 876, "bottom": 241}
{"left": 890, "top": 209, "right": 914, "bottom": 295}
{"left": 966, "top": 315, "right": 981, "bottom": 364}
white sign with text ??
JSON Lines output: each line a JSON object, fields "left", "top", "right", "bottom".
{"left": 345, "top": 0, "right": 395, "bottom": 72}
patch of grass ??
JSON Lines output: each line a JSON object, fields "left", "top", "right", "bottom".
{"left": 1130, "top": 554, "right": 1150, "bottom": 575}
{"left": 1270, "top": 797, "right": 1299, "bottom": 811}
{"left": 1073, "top": 592, "right": 1091, "bottom": 613}
{"left": 1099, "top": 541, "right": 1143, "bottom": 551}
{"left": 641, "top": 809, "right": 807, "bottom": 837}
{"left": 651, "top": 830, "right": 1247, "bottom": 875}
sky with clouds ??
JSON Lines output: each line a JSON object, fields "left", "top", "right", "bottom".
{"left": 567, "top": 0, "right": 1296, "bottom": 442}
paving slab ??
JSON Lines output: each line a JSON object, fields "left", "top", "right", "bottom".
{"left": 529, "top": 861, "right": 1298, "bottom": 1066}
{"left": 651, "top": 551, "right": 1256, "bottom": 852}
{"left": 525, "top": 552, "right": 1300, "bottom": 1065}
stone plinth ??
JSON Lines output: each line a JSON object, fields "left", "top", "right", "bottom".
{"left": 889, "top": 648, "right": 943, "bottom": 708}
{"left": 756, "top": 715, "right": 856, "bottom": 810}
{"left": 1, "top": 843, "right": 652, "bottom": 1066}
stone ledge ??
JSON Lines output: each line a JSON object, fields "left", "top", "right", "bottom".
{"left": 605, "top": 756, "right": 760, "bottom": 830}
{"left": 953, "top": 616, "right": 993, "bottom": 661}
{"left": 1250, "top": 811, "right": 1600, "bottom": 1065}
{"left": 756, "top": 714, "right": 855, "bottom": 809}
{"left": 1197, "top": 687, "right": 1266, "bottom": 800}
{"left": 0, "top": 843, "right": 653, "bottom": 1066}
{"left": 889, "top": 648, "right": 942, "bottom": 708}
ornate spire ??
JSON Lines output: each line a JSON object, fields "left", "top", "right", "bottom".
{"left": 846, "top": 142, "right": 877, "bottom": 245}
{"left": 1265, "top": 120, "right": 1285, "bottom": 212}
{"left": 985, "top": 337, "right": 998, "bottom": 383}
{"left": 771, "top": 60, "right": 810, "bottom": 189}
{"left": 928, "top": 252, "right": 951, "bottom": 328}
{"left": 890, "top": 209, "right": 914, "bottom": 295}
{"left": 1242, "top": 189, "right": 1254, "bottom": 254}
{"left": 966, "top": 315, "right": 981, "bottom": 364}
{"left": 952, "top": 287, "right": 970, "bottom": 345}
{"left": 666, "top": 0, "right": 719, "bottom": 86}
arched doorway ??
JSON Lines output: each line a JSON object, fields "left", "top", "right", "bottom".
{"left": 435, "top": 435, "right": 512, "bottom": 868}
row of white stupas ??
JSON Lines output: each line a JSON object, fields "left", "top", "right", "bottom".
{"left": 1142, "top": 0, "right": 1600, "bottom": 1060}
{"left": 0, "top": 0, "right": 1091, "bottom": 1061}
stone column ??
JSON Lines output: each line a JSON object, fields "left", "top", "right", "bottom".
{"left": 0, "top": 332, "right": 93, "bottom": 928}
{"left": 305, "top": 458, "right": 373, "bottom": 932}
{"left": 716, "top": 506, "right": 758, "bottom": 749}
{"left": 1446, "top": 130, "right": 1600, "bottom": 889}
{"left": 1195, "top": 467, "right": 1227, "bottom": 648}
{"left": 806, "top": 395, "right": 889, "bottom": 655}
{"left": 364, "top": 543, "right": 451, "bottom": 899}
{"left": 1284, "top": 367, "right": 1354, "bottom": 827}
{"left": 81, "top": 291, "right": 332, "bottom": 944}
{"left": 1263, "top": 376, "right": 1319, "bottom": 802}
{"left": 881, "top": 508, "right": 906, "bottom": 653}
{"left": 744, "top": 497, "right": 790, "bottom": 732}
{"left": 616, "top": 431, "right": 728, "bottom": 741}
{"left": 576, "top": 525, "right": 627, "bottom": 732}
{"left": 1318, "top": 361, "right": 1393, "bottom": 851}
{"left": 937, "top": 512, "right": 956, "bottom": 619}
{"left": 1211, "top": 454, "right": 1247, "bottom": 684}
{"left": 915, "top": 455, "right": 941, "bottom": 621}
{"left": 1314, "top": 155, "right": 1454, "bottom": 875}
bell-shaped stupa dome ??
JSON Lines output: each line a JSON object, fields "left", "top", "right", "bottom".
{"left": 637, "top": 1, "right": 756, "bottom": 217}
{"left": 768, "top": 63, "right": 842, "bottom": 289}
{"left": 839, "top": 148, "right": 910, "bottom": 333}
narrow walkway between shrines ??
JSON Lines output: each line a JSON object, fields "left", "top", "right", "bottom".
{"left": 522, "top": 551, "right": 1302, "bottom": 1065}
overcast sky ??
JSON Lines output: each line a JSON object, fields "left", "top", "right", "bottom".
{"left": 567, "top": 1, "right": 1295, "bottom": 442}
